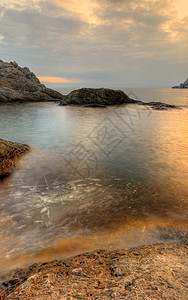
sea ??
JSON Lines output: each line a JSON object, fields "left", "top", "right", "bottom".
{"left": 0, "top": 88, "right": 187, "bottom": 276}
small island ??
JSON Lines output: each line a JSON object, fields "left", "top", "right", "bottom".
{"left": 60, "top": 87, "right": 179, "bottom": 110}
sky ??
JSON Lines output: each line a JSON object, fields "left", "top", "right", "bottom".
{"left": 0, "top": 0, "right": 187, "bottom": 87}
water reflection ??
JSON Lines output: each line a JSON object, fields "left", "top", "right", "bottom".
{"left": 0, "top": 149, "right": 187, "bottom": 275}
{"left": 0, "top": 88, "right": 187, "bottom": 276}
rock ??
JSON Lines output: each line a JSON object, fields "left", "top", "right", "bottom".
{"left": 0, "top": 138, "right": 30, "bottom": 177}
{"left": 59, "top": 88, "right": 139, "bottom": 106}
{"left": 143, "top": 101, "right": 179, "bottom": 110}
{"left": 0, "top": 243, "right": 187, "bottom": 299}
{"left": 0, "top": 60, "right": 64, "bottom": 102}
{"left": 172, "top": 78, "right": 188, "bottom": 88}
{"left": 59, "top": 88, "right": 180, "bottom": 110}
{"left": 83, "top": 104, "right": 107, "bottom": 108}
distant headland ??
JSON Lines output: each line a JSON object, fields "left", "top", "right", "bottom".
{"left": 172, "top": 77, "right": 188, "bottom": 88}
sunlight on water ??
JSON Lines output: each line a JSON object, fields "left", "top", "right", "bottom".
{"left": 0, "top": 88, "right": 187, "bottom": 276}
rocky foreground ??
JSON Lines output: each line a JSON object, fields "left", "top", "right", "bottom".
{"left": 0, "top": 243, "right": 187, "bottom": 299}
{"left": 60, "top": 88, "right": 179, "bottom": 110}
{"left": 0, "top": 138, "right": 30, "bottom": 177}
{"left": 172, "top": 77, "right": 188, "bottom": 88}
{"left": 0, "top": 60, "right": 63, "bottom": 102}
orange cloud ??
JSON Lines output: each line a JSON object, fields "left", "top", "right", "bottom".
{"left": 54, "top": 0, "right": 100, "bottom": 25}
{"left": 38, "top": 76, "right": 80, "bottom": 83}
{"left": 175, "top": 0, "right": 188, "bottom": 18}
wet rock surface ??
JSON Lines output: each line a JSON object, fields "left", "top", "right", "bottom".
{"left": 0, "top": 60, "right": 63, "bottom": 102}
{"left": 141, "top": 101, "right": 179, "bottom": 110}
{"left": 0, "top": 138, "right": 30, "bottom": 177}
{"left": 60, "top": 88, "right": 180, "bottom": 110}
{"left": 0, "top": 243, "right": 187, "bottom": 299}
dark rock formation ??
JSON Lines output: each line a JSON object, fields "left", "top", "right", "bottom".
{"left": 142, "top": 101, "right": 179, "bottom": 110}
{"left": 59, "top": 88, "right": 180, "bottom": 110}
{"left": 172, "top": 78, "right": 188, "bottom": 88}
{"left": 0, "top": 60, "right": 64, "bottom": 102}
{"left": 59, "top": 88, "right": 139, "bottom": 106}
{"left": 0, "top": 243, "right": 187, "bottom": 299}
{"left": 83, "top": 104, "right": 107, "bottom": 108}
{"left": 0, "top": 138, "right": 30, "bottom": 177}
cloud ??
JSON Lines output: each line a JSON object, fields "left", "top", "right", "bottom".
{"left": 0, "top": 0, "right": 187, "bottom": 87}
{"left": 0, "top": 0, "right": 43, "bottom": 10}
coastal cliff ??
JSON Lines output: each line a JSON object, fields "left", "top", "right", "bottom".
{"left": 0, "top": 60, "right": 63, "bottom": 102}
{"left": 0, "top": 138, "right": 30, "bottom": 177}
{"left": 172, "top": 77, "right": 188, "bottom": 88}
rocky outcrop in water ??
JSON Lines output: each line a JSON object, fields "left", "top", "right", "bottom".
{"left": 0, "top": 243, "right": 187, "bottom": 299}
{"left": 60, "top": 88, "right": 180, "bottom": 110}
{"left": 172, "top": 78, "right": 188, "bottom": 88}
{"left": 0, "top": 138, "right": 30, "bottom": 177}
{"left": 142, "top": 101, "right": 178, "bottom": 110}
{"left": 59, "top": 88, "right": 139, "bottom": 106}
{"left": 0, "top": 60, "right": 64, "bottom": 102}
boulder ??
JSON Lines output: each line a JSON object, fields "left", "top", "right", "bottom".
{"left": 59, "top": 88, "right": 139, "bottom": 106}
{"left": 0, "top": 60, "right": 64, "bottom": 102}
{"left": 59, "top": 88, "right": 180, "bottom": 110}
{"left": 0, "top": 138, "right": 30, "bottom": 177}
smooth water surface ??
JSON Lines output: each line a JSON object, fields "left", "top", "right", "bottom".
{"left": 0, "top": 88, "right": 187, "bottom": 275}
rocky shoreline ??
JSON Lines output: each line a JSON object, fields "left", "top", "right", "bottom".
{"left": 0, "top": 60, "right": 181, "bottom": 109}
{"left": 0, "top": 138, "right": 30, "bottom": 177}
{"left": 0, "top": 242, "right": 187, "bottom": 299}
{"left": 0, "top": 61, "right": 187, "bottom": 299}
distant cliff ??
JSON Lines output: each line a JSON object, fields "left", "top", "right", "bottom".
{"left": 0, "top": 60, "right": 64, "bottom": 102}
{"left": 172, "top": 78, "right": 188, "bottom": 88}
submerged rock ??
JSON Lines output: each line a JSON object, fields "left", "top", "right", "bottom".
{"left": 0, "top": 138, "right": 30, "bottom": 177}
{"left": 0, "top": 243, "right": 187, "bottom": 299}
{"left": 172, "top": 77, "right": 188, "bottom": 88}
{"left": 83, "top": 103, "right": 107, "bottom": 108}
{"left": 59, "top": 88, "right": 139, "bottom": 106}
{"left": 0, "top": 60, "right": 64, "bottom": 102}
{"left": 142, "top": 101, "right": 179, "bottom": 110}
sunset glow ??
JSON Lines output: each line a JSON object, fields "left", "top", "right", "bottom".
{"left": 38, "top": 76, "right": 80, "bottom": 83}
{"left": 0, "top": 0, "right": 187, "bottom": 87}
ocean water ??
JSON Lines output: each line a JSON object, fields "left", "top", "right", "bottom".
{"left": 0, "top": 88, "right": 187, "bottom": 275}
